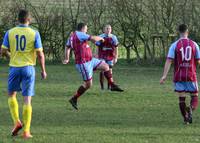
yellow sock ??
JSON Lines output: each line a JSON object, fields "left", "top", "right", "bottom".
{"left": 23, "top": 104, "right": 32, "bottom": 133}
{"left": 8, "top": 97, "right": 20, "bottom": 125}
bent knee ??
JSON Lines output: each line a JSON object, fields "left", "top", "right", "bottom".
{"left": 84, "top": 81, "right": 92, "bottom": 89}
{"left": 102, "top": 63, "right": 110, "bottom": 71}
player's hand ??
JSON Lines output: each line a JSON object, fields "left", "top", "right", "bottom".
{"left": 70, "top": 32, "right": 73, "bottom": 36}
{"left": 41, "top": 71, "right": 47, "bottom": 79}
{"left": 113, "top": 58, "right": 117, "bottom": 64}
{"left": 100, "top": 38, "right": 105, "bottom": 43}
{"left": 63, "top": 59, "right": 69, "bottom": 64}
{"left": 160, "top": 76, "right": 166, "bottom": 84}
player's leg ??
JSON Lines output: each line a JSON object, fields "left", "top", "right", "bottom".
{"left": 8, "top": 92, "right": 23, "bottom": 136}
{"left": 7, "top": 67, "right": 22, "bottom": 136}
{"left": 21, "top": 66, "right": 35, "bottom": 138}
{"left": 174, "top": 82, "right": 189, "bottom": 123}
{"left": 69, "top": 80, "right": 92, "bottom": 110}
{"left": 189, "top": 82, "right": 199, "bottom": 111}
{"left": 186, "top": 81, "right": 199, "bottom": 124}
{"left": 185, "top": 93, "right": 198, "bottom": 124}
{"left": 69, "top": 62, "right": 93, "bottom": 110}
{"left": 177, "top": 92, "right": 188, "bottom": 123}
{"left": 99, "top": 71, "right": 104, "bottom": 90}
{"left": 94, "top": 58, "right": 123, "bottom": 92}
{"left": 107, "top": 60, "right": 113, "bottom": 90}
{"left": 107, "top": 68, "right": 112, "bottom": 90}
{"left": 99, "top": 59, "right": 106, "bottom": 90}
{"left": 190, "top": 93, "right": 198, "bottom": 111}
{"left": 22, "top": 96, "right": 33, "bottom": 138}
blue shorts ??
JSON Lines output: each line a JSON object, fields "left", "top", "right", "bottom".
{"left": 102, "top": 59, "right": 114, "bottom": 67}
{"left": 76, "top": 58, "right": 102, "bottom": 81}
{"left": 8, "top": 66, "right": 35, "bottom": 96}
{"left": 174, "top": 82, "right": 198, "bottom": 94}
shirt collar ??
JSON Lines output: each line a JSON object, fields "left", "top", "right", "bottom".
{"left": 18, "top": 24, "right": 29, "bottom": 27}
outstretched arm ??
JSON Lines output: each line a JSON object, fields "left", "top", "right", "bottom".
{"left": 160, "top": 59, "right": 173, "bottom": 84}
{"left": 90, "top": 36, "right": 104, "bottom": 43}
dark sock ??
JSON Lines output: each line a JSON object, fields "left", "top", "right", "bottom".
{"left": 104, "top": 71, "right": 113, "bottom": 85}
{"left": 190, "top": 96, "right": 198, "bottom": 111}
{"left": 179, "top": 97, "right": 186, "bottom": 119}
{"left": 74, "top": 85, "right": 87, "bottom": 99}
{"left": 100, "top": 72, "right": 104, "bottom": 89}
{"left": 107, "top": 82, "right": 110, "bottom": 89}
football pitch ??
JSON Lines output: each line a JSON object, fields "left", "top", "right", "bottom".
{"left": 0, "top": 63, "right": 200, "bottom": 143}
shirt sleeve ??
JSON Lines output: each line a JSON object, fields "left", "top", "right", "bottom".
{"left": 2, "top": 31, "right": 10, "bottom": 49}
{"left": 167, "top": 42, "right": 177, "bottom": 59}
{"left": 65, "top": 37, "right": 71, "bottom": 48}
{"left": 34, "top": 31, "right": 43, "bottom": 51}
{"left": 112, "top": 35, "right": 119, "bottom": 47}
{"left": 195, "top": 42, "right": 200, "bottom": 59}
{"left": 77, "top": 32, "right": 91, "bottom": 42}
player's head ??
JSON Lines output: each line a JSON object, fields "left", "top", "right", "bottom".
{"left": 18, "top": 9, "right": 31, "bottom": 24}
{"left": 178, "top": 24, "right": 188, "bottom": 36}
{"left": 77, "top": 23, "right": 88, "bottom": 33}
{"left": 103, "top": 24, "right": 112, "bottom": 34}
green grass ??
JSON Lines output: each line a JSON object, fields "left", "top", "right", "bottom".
{"left": 0, "top": 63, "right": 200, "bottom": 143}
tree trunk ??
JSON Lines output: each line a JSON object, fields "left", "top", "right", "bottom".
{"left": 126, "top": 47, "right": 131, "bottom": 62}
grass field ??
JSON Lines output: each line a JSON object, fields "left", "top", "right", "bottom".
{"left": 1, "top": 63, "right": 200, "bottom": 143}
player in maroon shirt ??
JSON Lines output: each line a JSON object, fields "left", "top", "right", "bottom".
{"left": 160, "top": 24, "right": 200, "bottom": 124}
{"left": 96, "top": 25, "right": 119, "bottom": 90}
{"left": 63, "top": 23, "right": 123, "bottom": 110}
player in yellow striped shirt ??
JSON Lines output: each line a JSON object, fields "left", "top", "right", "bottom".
{"left": 1, "top": 9, "right": 47, "bottom": 139}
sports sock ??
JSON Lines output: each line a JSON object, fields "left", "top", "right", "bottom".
{"left": 179, "top": 97, "right": 186, "bottom": 119}
{"left": 104, "top": 71, "right": 114, "bottom": 85}
{"left": 23, "top": 104, "right": 32, "bottom": 133}
{"left": 100, "top": 72, "right": 104, "bottom": 89}
{"left": 74, "top": 85, "right": 87, "bottom": 99}
{"left": 107, "top": 82, "right": 110, "bottom": 89}
{"left": 190, "top": 96, "right": 198, "bottom": 111}
{"left": 8, "top": 97, "right": 20, "bottom": 124}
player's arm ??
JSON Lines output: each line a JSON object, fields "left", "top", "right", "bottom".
{"left": 90, "top": 36, "right": 104, "bottom": 43}
{"left": 35, "top": 31, "right": 47, "bottom": 79}
{"left": 1, "top": 31, "right": 10, "bottom": 59}
{"left": 37, "top": 50, "right": 47, "bottom": 79}
{"left": 113, "top": 35, "right": 119, "bottom": 64}
{"left": 160, "top": 42, "right": 175, "bottom": 84}
{"left": 63, "top": 45, "right": 71, "bottom": 64}
{"left": 63, "top": 36, "right": 72, "bottom": 64}
{"left": 113, "top": 46, "right": 118, "bottom": 64}
{"left": 195, "top": 42, "right": 200, "bottom": 65}
{"left": 80, "top": 32, "right": 104, "bottom": 44}
{"left": 160, "top": 59, "right": 173, "bottom": 84}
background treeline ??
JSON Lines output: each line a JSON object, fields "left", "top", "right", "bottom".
{"left": 0, "top": 0, "right": 200, "bottom": 63}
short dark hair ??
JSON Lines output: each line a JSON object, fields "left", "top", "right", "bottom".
{"left": 178, "top": 24, "right": 188, "bottom": 33}
{"left": 77, "top": 23, "right": 87, "bottom": 31}
{"left": 18, "top": 9, "right": 30, "bottom": 23}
